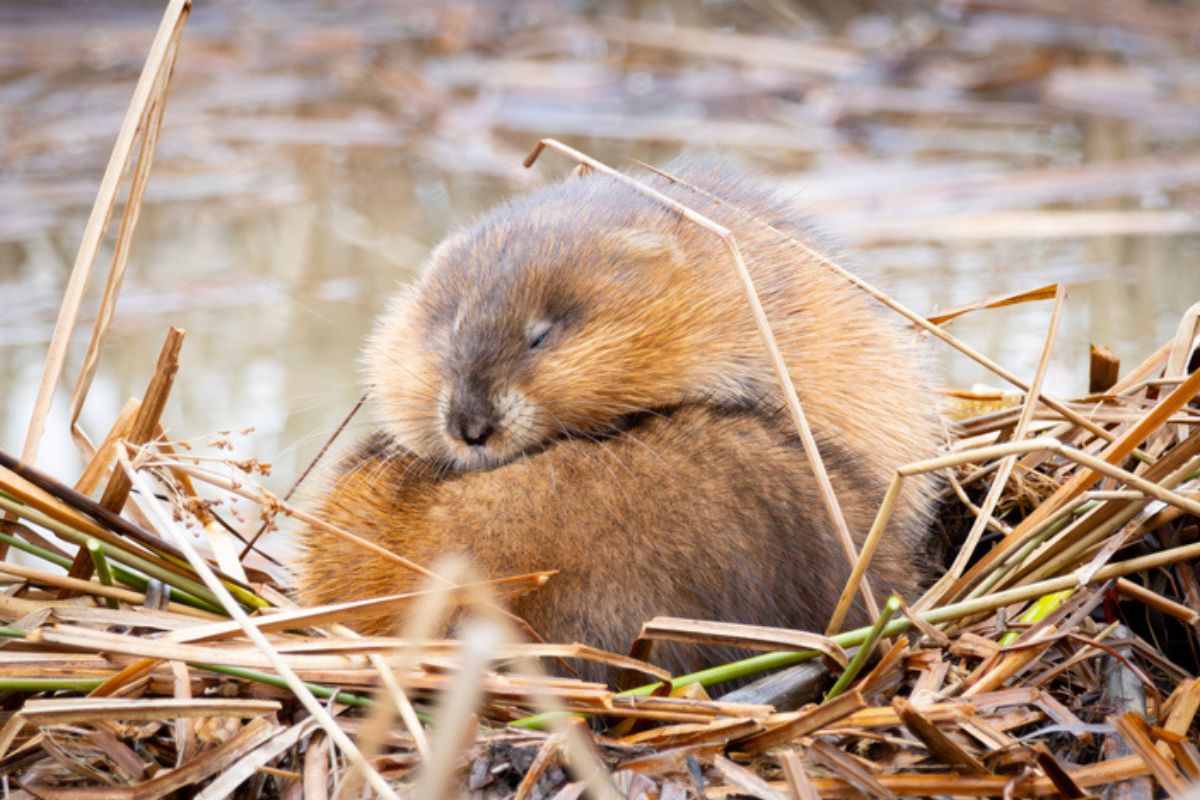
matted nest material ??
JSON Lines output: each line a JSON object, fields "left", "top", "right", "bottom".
{"left": 2, "top": 2, "right": 1200, "bottom": 798}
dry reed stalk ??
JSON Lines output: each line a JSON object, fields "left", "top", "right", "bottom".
{"left": 633, "top": 162, "right": 1139, "bottom": 458}
{"left": 75, "top": 398, "right": 140, "bottom": 496}
{"left": 67, "top": 35, "right": 181, "bottom": 463}
{"left": 779, "top": 748, "right": 820, "bottom": 800}
{"left": 915, "top": 285, "right": 1065, "bottom": 611}
{"left": 412, "top": 618, "right": 500, "bottom": 798}
{"left": 20, "top": 0, "right": 190, "bottom": 465}
{"left": 333, "top": 561, "right": 468, "bottom": 796}
{"left": 62, "top": 327, "right": 185, "bottom": 591}
{"left": 631, "top": 618, "right": 848, "bottom": 666}
{"left": 952, "top": 364, "right": 1200, "bottom": 599}
{"left": 926, "top": 283, "right": 1059, "bottom": 326}
{"left": 524, "top": 138, "right": 878, "bottom": 626}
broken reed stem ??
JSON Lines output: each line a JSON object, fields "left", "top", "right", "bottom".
{"left": 825, "top": 595, "right": 901, "bottom": 700}
{"left": 97, "top": 327, "right": 185, "bottom": 514}
{"left": 61, "top": 326, "right": 186, "bottom": 594}
{"left": 1115, "top": 578, "right": 1200, "bottom": 625}
{"left": 829, "top": 434, "right": 1200, "bottom": 635}
{"left": 20, "top": 0, "right": 190, "bottom": 465}
{"left": 86, "top": 539, "right": 119, "bottom": 610}
{"left": 118, "top": 451, "right": 402, "bottom": 800}
{"left": 923, "top": 284, "right": 1065, "bottom": 608}
{"left": 951, "top": 362, "right": 1200, "bottom": 600}
{"left": 69, "top": 32, "right": 182, "bottom": 462}
{"left": 76, "top": 397, "right": 140, "bottom": 495}
{"left": 524, "top": 137, "right": 878, "bottom": 625}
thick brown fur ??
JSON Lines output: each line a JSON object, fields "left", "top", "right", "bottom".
{"left": 297, "top": 405, "right": 932, "bottom": 684}
{"left": 363, "top": 159, "right": 944, "bottom": 502}
{"left": 297, "top": 160, "right": 946, "bottom": 682}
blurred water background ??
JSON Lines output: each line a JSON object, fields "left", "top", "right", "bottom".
{"left": 3, "top": 0, "right": 1200, "bottom": 514}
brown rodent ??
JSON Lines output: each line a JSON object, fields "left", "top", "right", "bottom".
{"left": 298, "top": 404, "right": 933, "bottom": 683}
{"left": 296, "top": 160, "right": 945, "bottom": 679}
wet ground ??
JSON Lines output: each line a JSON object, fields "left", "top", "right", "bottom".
{"left": 3, "top": 0, "right": 1200, "bottom": 502}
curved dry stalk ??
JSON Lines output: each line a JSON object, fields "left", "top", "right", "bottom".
{"left": 22, "top": 0, "right": 191, "bottom": 464}
{"left": 69, "top": 31, "right": 182, "bottom": 462}
{"left": 524, "top": 137, "right": 877, "bottom": 626}
{"left": 634, "top": 159, "right": 1142, "bottom": 460}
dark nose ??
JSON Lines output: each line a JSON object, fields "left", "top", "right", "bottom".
{"left": 458, "top": 417, "right": 496, "bottom": 448}
{"left": 448, "top": 401, "right": 496, "bottom": 447}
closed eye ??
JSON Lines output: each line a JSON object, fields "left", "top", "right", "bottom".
{"left": 526, "top": 319, "right": 555, "bottom": 350}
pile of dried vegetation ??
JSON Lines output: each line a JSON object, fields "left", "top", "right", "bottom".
{"left": 1, "top": 1, "right": 1198, "bottom": 798}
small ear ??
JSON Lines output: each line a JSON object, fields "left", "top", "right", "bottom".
{"left": 426, "top": 228, "right": 470, "bottom": 271}
{"left": 605, "top": 228, "right": 683, "bottom": 264}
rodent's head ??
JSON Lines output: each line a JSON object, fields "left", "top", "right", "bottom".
{"left": 366, "top": 176, "right": 733, "bottom": 471}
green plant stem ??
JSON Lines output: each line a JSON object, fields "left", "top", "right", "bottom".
{"left": 0, "top": 532, "right": 71, "bottom": 569}
{"left": 0, "top": 531, "right": 220, "bottom": 614}
{"left": 193, "top": 663, "right": 379, "bottom": 710}
{"left": 825, "top": 594, "right": 901, "bottom": 701}
{"left": 0, "top": 499, "right": 225, "bottom": 613}
{"left": 86, "top": 539, "right": 119, "bottom": 610}
{"left": 161, "top": 550, "right": 268, "bottom": 610}
{"left": 998, "top": 588, "right": 1073, "bottom": 646}
{"left": 0, "top": 628, "right": 383, "bottom": 712}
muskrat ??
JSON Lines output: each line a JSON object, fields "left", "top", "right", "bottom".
{"left": 296, "top": 159, "right": 945, "bottom": 679}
